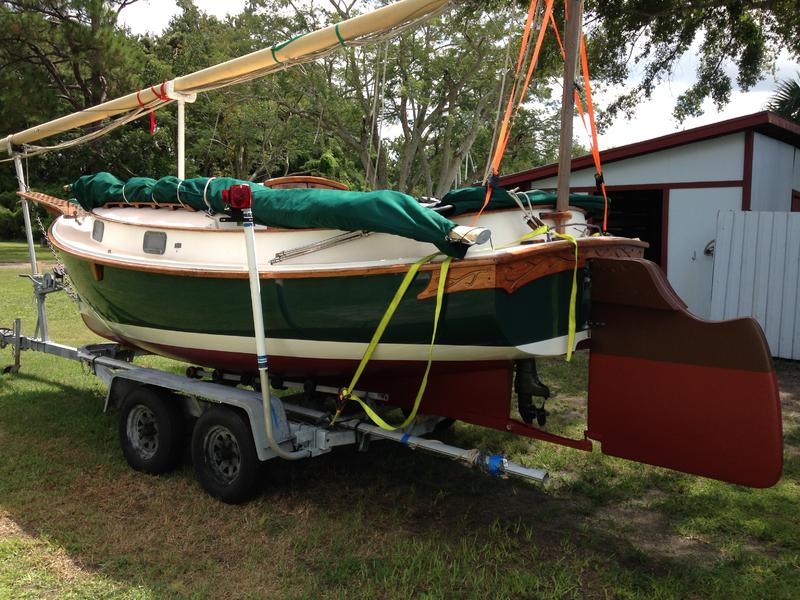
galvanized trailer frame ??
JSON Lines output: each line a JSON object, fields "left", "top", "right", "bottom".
{"left": 1, "top": 318, "right": 549, "bottom": 502}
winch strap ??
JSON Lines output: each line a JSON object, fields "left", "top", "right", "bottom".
{"left": 340, "top": 255, "right": 453, "bottom": 431}
{"left": 497, "top": 224, "right": 548, "bottom": 249}
{"left": 552, "top": 231, "right": 578, "bottom": 361}
{"left": 472, "top": 0, "right": 554, "bottom": 226}
{"left": 579, "top": 33, "right": 608, "bottom": 231}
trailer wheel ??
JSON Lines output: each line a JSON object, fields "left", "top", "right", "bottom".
{"left": 119, "top": 387, "right": 184, "bottom": 474}
{"left": 191, "top": 407, "right": 260, "bottom": 504}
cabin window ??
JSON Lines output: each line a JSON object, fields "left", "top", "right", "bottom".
{"left": 91, "top": 220, "right": 104, "bottom": 242}
{"left": 792, "top": 190, "right": 800, "bottom": 212}
{"left": 143, "top": 231, "right": 167, "bottom": 255}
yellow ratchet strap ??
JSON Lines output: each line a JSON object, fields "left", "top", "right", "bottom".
{"left": 334, "top": 254, "right": 452, "bottom": 430}
{"left": 497, "top": 225, "right": 548, "bottom": 249}
{"left": 551, "top": 231, "right": 578, "bottom": 361}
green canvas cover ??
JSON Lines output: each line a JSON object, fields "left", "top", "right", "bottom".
{"left": 70, "top": 172, "right": 469, "bottom": 258}
{"left": 442, "top": 186, "right": 607, "bottom": 221}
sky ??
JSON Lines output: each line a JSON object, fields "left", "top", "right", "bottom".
{"left": 119, "top": 0, "right": 799, "bottom": 151}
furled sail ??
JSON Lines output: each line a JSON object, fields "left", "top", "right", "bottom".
{"left": 0, "top": 0, "right": 450, "bottom": 155}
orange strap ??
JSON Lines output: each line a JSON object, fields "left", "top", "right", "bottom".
{"left": 492, "top": 0, "right": 539, "bottom": 177}
{"left": 579, "top": 33, "right": 608, "bottom": 231}
{"left": 472, "top": 0, "right": 554, "bottom": 226}
{"left": 550, "top": 10, "right": 565, "bottom": 59}
{"left": 512, "top": 0, "right": 556, "bottom": 126}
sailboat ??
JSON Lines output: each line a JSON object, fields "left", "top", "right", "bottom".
{"left": 3, "top": 0, "right": 783, "bottom": 488}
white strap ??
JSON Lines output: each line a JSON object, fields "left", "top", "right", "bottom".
{"left": 175, "top": 179, "right": 186, "bottom": 208}
{"left": 150, "top": 189, "right": 161, "bottom": 208}
{"left": 202, "top": 177, "right": 216, "bottom": 211}
{"left": 121, "top": 182, "right": 130, "bottom": 204}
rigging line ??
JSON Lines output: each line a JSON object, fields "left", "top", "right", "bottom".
{"left": 483, "top": 46, "right": 512, "bottom": 185}
{"left": 473, "top": 0, "right": 553, "bottom": 226}
{"left": 365, "top": 44, "right": 381, "bottom": 187}
{"left": 371, "top": 41, "right": 390, "bottom": 189}
{"left": 0, "top": 104, "right": 161, "bottom": 162}
{"left": 366, "top": 41, "right": 388, "bottom": 188}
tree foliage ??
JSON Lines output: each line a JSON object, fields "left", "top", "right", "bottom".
{"left": 768, "top": 73, "right": 800, "bottom": 123}
{"left": 583, "top": 0, "right": 800, "bottom": 121}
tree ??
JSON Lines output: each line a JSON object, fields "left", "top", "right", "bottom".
{"left": 247, "top": 0, "right": 568, "bottom": 196}
{"left": 582, "top": 0, "right": 800, "bottom": 121}
{"left": 768, "top": 73, "right": 800, "bottom": 123}
{"left": 0, "top": 0, "right": 144, "bottom": 112}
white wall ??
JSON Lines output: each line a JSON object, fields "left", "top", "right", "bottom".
{"left": 668, "top": 188, "right": 743, "bottom": 318}
{"left": 711, "top": 211, "right": 800, "bottom": 359}
{"left": 750, "top": 133, "right": 796, "bottom": 211}
{"left": 530, "top": 133, "right": 745, "bottom": 189}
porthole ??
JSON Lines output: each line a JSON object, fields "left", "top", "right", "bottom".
{"left": 91, "top": 220, "right": 104, "bottom": 242}
{"left": 143, "top": 231, "right": 167, "bottom": 255}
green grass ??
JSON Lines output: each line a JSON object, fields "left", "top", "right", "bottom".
{"left": 0, "top": 240, "right": 52, "bottom": 264}
{"left": 1, "top": 258, "right": 799, "bottom": 599}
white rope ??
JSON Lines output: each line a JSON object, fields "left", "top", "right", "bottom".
{"left": 202, "top": 177, "right": 217, "bottom": 211}
{"left": 150, "top": 189, "right": 161, "bottom": 208}
{"left": 121, "top": 182, "right": 130, "bottom": 204}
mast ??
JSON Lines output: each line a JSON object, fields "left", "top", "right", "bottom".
{"left": 0, "top": 0, "right": 448, "bottom": 154}
{"left": 555, "top": 0, "right": 583, "bottom": 212}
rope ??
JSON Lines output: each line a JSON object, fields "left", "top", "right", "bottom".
{"left": 136, "top": 83, "right": 169, "bottom": 136}
{"left": 331, "top": 253, "right": 451, "bottom": 430}
{"left": 121, "top": 182, "right": 130, "bottom": 204}
{"left": 483, "top": 47, "right": 511, "bottom": 185}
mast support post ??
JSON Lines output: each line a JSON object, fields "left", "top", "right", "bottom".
{"left": 163, "top": 81, "right": 197, "bottom": 180}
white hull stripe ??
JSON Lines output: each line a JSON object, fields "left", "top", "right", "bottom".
{"left": 90, "top": 314, "right": 588, "bottom": 361}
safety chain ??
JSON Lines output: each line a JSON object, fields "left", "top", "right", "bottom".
{"left": 34, "top": 211, "right": 80, "bottom": 304}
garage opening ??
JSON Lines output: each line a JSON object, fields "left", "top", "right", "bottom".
{"left": 602, "top": 188, "right": 664, "bottom": 267}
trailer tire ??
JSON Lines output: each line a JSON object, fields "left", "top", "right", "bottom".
{"left": 191, "top": 407, "right": 260, "bottom": 504}
{"left": 119, "top": 387, "right": 184, "bottom": 474}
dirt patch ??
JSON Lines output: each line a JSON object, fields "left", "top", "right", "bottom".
{"left": 0, "top": 261, "right": 55, "bottom": 270}
{"left": 0, "top": 512, "right": 94, "bottom": 583}
{"left": 590, "top": 490, "right": 719, "bottom": 563}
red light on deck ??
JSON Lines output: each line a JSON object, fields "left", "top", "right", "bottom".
{"left": 222, "top": 184, "right": 252, "bottom": 209}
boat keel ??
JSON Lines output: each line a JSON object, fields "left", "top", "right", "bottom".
{"left": 586, "top": 258, "right": 783, "bottom": 487}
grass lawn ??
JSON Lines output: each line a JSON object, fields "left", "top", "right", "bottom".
{"left": 0, "top": 257, "right": 798, "bottom": 598}
{"left": 0, "top": 240, "right": 52, "bottom": 264}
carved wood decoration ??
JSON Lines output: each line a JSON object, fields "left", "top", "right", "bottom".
{"left": 417, "top": 239, "right": 646, "bottom": 299}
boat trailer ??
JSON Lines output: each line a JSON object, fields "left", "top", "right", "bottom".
{"left": 1, "top": 318, "right": 548, "bottom": 503}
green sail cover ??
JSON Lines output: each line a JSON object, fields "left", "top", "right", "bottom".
{"left": 70, "top": 172, "right": 469, "bottom": 258}
{"left": 442, "top": 186, "right": 607, "bottom": 221}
